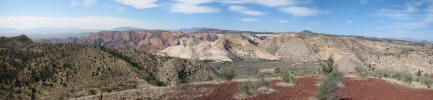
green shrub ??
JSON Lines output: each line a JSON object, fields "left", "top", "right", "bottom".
{"left": 315, "top": 70, "right": 342, "bottom": 100}
{"left": 392, "top": 72, "right": 413, "bottom": 83}
{"left": 355, "top": 67, "right": 369, "bottom": 79}
{"left": 281, "top": 72, "right": 296, "bottom": 84}
{"left": 220, "top": 68, "right": 236, "bottom": 81}
{"left": 315, "top": 56, "right": 341, "bottom": 100}
{"left": 320, "top": 56, "right": 336, "bottom": 74}
{"left": 274, "top": 65, "right": 296, "bottom": 84}
{"left": 238, "top": 82, "right": 254, "bottom": 95}
{"left": 418, "top": 77, "right": 433, "bottom": 88}
{"left": 207, "top": 75, "right": 214, "bottom": 81}
{"left": 416, "top": 70, "right": 422, "bottom": 77}
{"left": 383, "top": 72, "right": 389, "bottom": 78}
{"left": 88, "top": 88, "right": 98, "bottom": 95}
{"left": 254, "top": 74, "right": 269, "bottom": 88}
{"left": 274, "top": 66, "right": 281, "bottom": 76}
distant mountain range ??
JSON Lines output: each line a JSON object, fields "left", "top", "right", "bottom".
{"left": 1, "top": 27, "right": 433, "bottom": 43}
{"left": 0, "top": 28, "right": 98, "bottom": 40}
{"left": 392, "top": 37, "right": 433, "bottom": 43}
{"left": 0, "top": 27, "right": 215, "bottom": 40}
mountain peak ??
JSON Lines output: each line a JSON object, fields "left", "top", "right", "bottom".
{"left": 0, "top": 35, "right": 33, "bottom": 46}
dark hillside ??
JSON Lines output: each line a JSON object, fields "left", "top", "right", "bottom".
{"left": 0, "top": 35, "right": 216, "bottom": 99}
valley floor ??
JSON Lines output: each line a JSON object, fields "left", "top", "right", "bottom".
{"left": 71, "top": 76, "right": 433, "bottom": 100}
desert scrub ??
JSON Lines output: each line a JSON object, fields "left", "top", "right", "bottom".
{"left": 315, "top": 56, "right": 342, "bottom": 100}
{"left": 238, "top": 82, "right": 254, "bottom": 95}
{"left": 238, "top": 74, "right": 271, "bottom": 96}
{"left": 320, "top": 56, "right": 336, "bottom": 74}
{"left": 392, "top": 72, "right": 413, "bottom": 83}
{"left": 316, "top": 69, "right": 342, "bottom": 100}
{"left": 418, "top": 76, "right": 433, "bottom": 88}
{"left": 275, "top": 66, "right": 296, "bottom": 84}
{"left": 355, "top": 67, "right": 369, "bottom": 79}
{"left": 281, "top": 72, "right": 296, "bottom": 84}
{"left": 220, "top": 67, "right": 236, "bottom": 81}
{"left": 207, "top": 75, "right": 214, "bottom": 81}
{"left": 274, "top": 66, "right": 281, "bottom": 76}
{"left": 416, "top": 70, "right": 422, "bottom": 77}
{"left": 255, "top": 74, "right": 269, "bottom": 88}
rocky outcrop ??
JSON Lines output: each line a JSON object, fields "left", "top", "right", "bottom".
{"left": 158, "top": 34, "right": 279, "bottom": 62}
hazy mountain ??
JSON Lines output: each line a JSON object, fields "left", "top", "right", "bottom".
{"left": 392, "top": 37, "right": 433, "bottom": 43}
{"left": 111, "top": 27, "right": 146, "bottom": 31}
{"left": 169, "top": 27, "right": 210, "bottom": 33}
{"left": 0, "top": 28, "right": 98, "bottom": 40}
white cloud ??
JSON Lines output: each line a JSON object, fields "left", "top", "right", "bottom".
{"left": 115, "top": 0, "right": 158, "bottom": 9}
{"left": 171, "top": 0, "right": 219, "bottom": 14}
{"left": 374, "top": 8, "right": 414, "bottom": 19}
{"left": 278, "top": 20, "right": 288, "bottom": 23}
{"left": 346, "top": 20, "right": 353, "bottom": 24}
{"left": 360, "top": 0, "right": 368, "bottom": 4}
{"left": 280, "top": 6, "right": 328, "bottom": 16}
{"left": 254, "top": 0, "right": 297, "bottom": 7}
{"left": 168, "top": 0, "right": 319, "bottom": 14}
{"left": 221, "top": 0, "right": 299, "bottom": 7}
{"left": 240, "top": 18, "right": 259, "bottom": 22}
{"left": 0, "top": 16, "right": 173, "bottom": 29}
{"left": 70, "top": 0, "right": 98, "bottom": 6}
{"left": 220, "top": 0, "right": 253, "bottom": 4}
{"left": 229, "top": 5, "right": 264, "bottom": 16}
{"left": 309, "top": 21, "right": 320, "bottom": 25}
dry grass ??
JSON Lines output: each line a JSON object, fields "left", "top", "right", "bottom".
{"left": 234, "top": 86, "right": 276, "bottom": 100}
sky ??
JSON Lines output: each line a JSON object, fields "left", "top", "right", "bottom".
{"left": 1, "top": 0, "right": 433, "bottom": 40}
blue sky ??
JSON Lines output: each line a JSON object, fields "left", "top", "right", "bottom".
{"left": 1, "top": 0, "right": 433, "bottom": 40}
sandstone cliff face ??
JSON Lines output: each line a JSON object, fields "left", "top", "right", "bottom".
{"left": 158, "top": 34, "right": 279, "bottom": 62}
{"left": 40, "top": 30, "right": 218, "bottom": 51}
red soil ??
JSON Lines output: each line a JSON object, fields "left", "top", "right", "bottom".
{"left": 336, "top": 77, "right": 433, "bottom": 100}
{"left": 168, "top": 82, "right": 239, "bottom": 100}
{"left": 170, "top": 77, "right": 320, "bottom": 100}
{"left": 249, "top": 77, "right": 320, "bottom": 100}
{"left": 169, "top": 77, "right": 433, "bottom": 100}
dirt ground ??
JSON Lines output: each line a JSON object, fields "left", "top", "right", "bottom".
{"left": 74, "top": 76, "right": 433, "bottom": 100}
{"left": 169, "top": 77, "right": 433, "bottom": 100}
{"left": 249, "top": 77, "right": 319, "bottom": 100}
{"left": 166, "top": 77, "right": 320, "bottom": 100}
{"left": 336, "top": 77, "right": 433, "bottom": 100}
